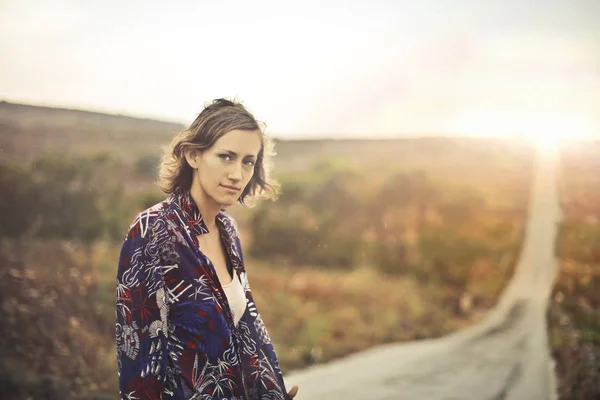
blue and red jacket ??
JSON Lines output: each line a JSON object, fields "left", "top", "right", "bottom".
{"left": 115, "top": 191, "right": 289, "bottom": 399}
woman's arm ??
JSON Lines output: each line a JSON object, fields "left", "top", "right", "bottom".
{"left": 115, "top": 226, "right": 169, "bottom": 400}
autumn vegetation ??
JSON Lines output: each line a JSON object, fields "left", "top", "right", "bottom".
{"left": 0, "top": 102, "right": 597, "bottom": 399}
{"left": 549, "top": 142, "right": 600, "bottom": 398}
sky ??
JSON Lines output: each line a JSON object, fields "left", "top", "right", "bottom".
{"left": 0, "top": 0, "right": 599, "bottom": 139}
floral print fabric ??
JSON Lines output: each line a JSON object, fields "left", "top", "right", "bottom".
{"left": 115, "top": 191, "right": 289, "bottom": 399}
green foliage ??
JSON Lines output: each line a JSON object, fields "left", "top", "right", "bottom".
{"left": 134, "top": 152, "right": 161, "bottom": 179}
{"left": 0, "top": 152, "right": 129, "bottom": 245}
{"left": 251, "top": 160, "right": 372, "bottom": 269}
{"left": 370, "top": 241, "right": 418, "bottom": 276}
{"left": 380, "top": 170, "right": 440, "bottom": 209}
{"left": 418, "top": 229, "right": 490, "bottom": 288}
{"left": 437, "top": 190, "right": 486, "bottom": 228}
{"left": 0, "top": 163, "right": 39, "bottom": 239}
{"left": 548, "top": 154, "right": 600, "bottom": 399}
{"left": 136, "top": 188, "right": 167, "bottom": 210}
{"left": 556, "top": 220, "right": 600, "bottom": 264}
{"left": 249, "top": 156, "right": 518, "bottom": 284}
{"left": 32, "top": 154, "right": 100, "bottom": 242}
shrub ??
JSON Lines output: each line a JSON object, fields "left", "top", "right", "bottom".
{"left": 134, "top": 152, "right": 161, "bottom": 179}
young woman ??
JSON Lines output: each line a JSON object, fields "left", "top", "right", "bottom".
{"left": 115, "top": 99, "right": 298, "bottom": 399}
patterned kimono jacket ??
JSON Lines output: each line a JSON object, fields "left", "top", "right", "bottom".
{"left": 115, "top": 191, "right": 289, "bottom": 399}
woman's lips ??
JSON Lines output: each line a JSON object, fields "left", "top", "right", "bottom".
{"left": 221, "top": 184, "right": 240, "bottom": 193}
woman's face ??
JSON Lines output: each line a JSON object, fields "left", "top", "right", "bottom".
{"left": 187, "top": 129, "right": 262, "bottom": 209}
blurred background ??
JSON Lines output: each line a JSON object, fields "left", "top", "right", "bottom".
{"left": 0, "top": 0, "right": 598, "bottom": 399}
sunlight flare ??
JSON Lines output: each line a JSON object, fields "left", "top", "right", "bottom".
{"left": 451, "top": 110, "right": 596, "bottom": 152}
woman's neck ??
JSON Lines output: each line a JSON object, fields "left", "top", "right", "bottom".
{"left": 188, "top": 184, "right": 220, "bottom": 232}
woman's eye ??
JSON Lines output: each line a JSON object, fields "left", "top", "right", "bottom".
{"left": 219, "top": 154, "right": 232, "bottom": 161}
{"left": 244, "top": 160, "right": 255, "bottom": 167}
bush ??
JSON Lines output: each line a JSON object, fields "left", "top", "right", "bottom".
{"left": 134, "top": 152, "right": 161, "bottom": 179}
{"left": 136, "top": 188, "right": 166, "bottom": 210}
{"left": 0, "top": 153, "right": 129, "bottom": 247}
{"left": 557, "top": 220, "right": 600, "bottom": 264}
{"left": 249, "top": 157, "right": 520, "bottom": 282}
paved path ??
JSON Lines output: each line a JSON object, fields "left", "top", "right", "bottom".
{"left": 284, "top": 144, "right": 561, "bottom": 400}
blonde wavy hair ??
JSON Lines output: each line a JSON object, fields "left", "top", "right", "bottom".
{"left": 158, "top": 98, "right": 280, "bottom": 206}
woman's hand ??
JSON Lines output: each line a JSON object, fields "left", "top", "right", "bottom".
{"left": 287, "top": 384, "right": 299, "bottom": 399}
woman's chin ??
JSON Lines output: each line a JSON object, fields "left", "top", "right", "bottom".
{"left": 218, "top": 197, "right": 238, "bottom": 208}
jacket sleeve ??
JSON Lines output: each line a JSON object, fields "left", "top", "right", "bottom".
{"left": 115, "top": 220, "right": 169, "bottom": 400}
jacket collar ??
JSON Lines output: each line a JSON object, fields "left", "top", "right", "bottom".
{"left": 169, "top": 190, "right": 244, "bottom": 272}
{"left": 169, "top": 191, "right": 210, "bottom": 236}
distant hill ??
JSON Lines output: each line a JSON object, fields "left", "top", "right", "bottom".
{"left": 0, "top": 101, "right": 185, "bottom": 162}
{"left": 0, "top": 101, "right": 528, "bottom": 164}
{"left": 1, "top": 101, "right": 597, "bottom": 183}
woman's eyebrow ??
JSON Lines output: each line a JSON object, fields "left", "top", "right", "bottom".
{"left": 218, "top": 149, "right": 257, "bottom": 158}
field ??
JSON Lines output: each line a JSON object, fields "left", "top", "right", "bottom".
{"left": 0, "top": 101, "right": 598, "bottom": 399}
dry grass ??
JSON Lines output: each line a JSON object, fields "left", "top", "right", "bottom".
{"left": 93, "top": 242, "right": 493, "bottom": 375}
{"left": 546, "top": 148, "right": 600, "bottom": 399}
{"left": 0, "top": 238, "right": 496, "bottom": 398}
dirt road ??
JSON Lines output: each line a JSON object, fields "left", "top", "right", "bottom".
{"left": 284, "top": 144, "right": 561, "bottom": 400}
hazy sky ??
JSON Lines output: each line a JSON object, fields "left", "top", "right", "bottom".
{"left": 1, "top": 0, "right": 598, "bottom": 138}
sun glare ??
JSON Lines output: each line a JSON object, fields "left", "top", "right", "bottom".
{"left": 451, "top": 110, "right": 596, "bottom": 152}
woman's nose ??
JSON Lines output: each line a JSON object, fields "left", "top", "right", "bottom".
{"left": 228, "top": 162, "right": 243, "bottom": 181}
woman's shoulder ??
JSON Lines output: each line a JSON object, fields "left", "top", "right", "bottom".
{"left": 125, "top": 198, "right": 171, "bottom": 241}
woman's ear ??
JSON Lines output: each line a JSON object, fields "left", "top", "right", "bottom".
{"left": 184, "top": 149, "right": 199, "bottom": 169}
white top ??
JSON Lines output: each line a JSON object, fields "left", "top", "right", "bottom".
{"left": 222, "top": 273, "right": 247, "bottom": 326}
